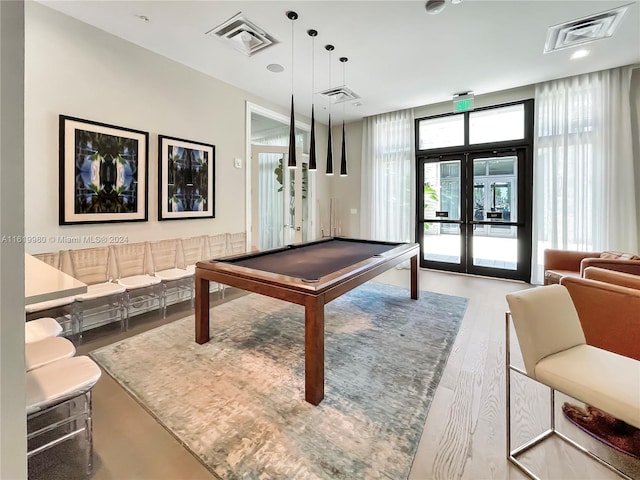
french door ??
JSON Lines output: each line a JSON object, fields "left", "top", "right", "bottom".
{"left": 417, "top": 148, "right": 531, "bottom": 281}
{"left": 250, "top": 145, "right": 314, "bottom": 251}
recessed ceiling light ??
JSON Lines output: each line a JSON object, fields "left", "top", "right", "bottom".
{"left": 266, "top": 63, "right": 284, "bottom": 73}
{"left": 352, "top": 101, "right": 363, "bottom": 107}
{"left": 570, "top": 49, "right": 590, "bottom": 60}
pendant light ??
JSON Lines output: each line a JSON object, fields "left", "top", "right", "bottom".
{"left": 307, "top": 29, "right": 318, "bottom": 171}
{"left": 286, "top": 11, "right": 298, "bottom": 169}
{"left": 325, "top": 44, "right": 335, "bottom": 176}
{"left": 339, "top": 56, "right": 348, "bottom": 177}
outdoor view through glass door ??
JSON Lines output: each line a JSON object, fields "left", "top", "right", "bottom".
{"left": 418, "top": 149, "right": 530, "bottom": 280}
{"left": 251, "top": 145, "right": 313, "bottom": 251}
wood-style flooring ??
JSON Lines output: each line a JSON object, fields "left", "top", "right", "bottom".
{"left": 29, "top": 269, "right": 639, "bottom": 480}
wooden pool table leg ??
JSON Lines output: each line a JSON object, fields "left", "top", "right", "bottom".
{"left": 195, "top": 275, "right": 210, "bottom": 344}
{"left": 304, "top": 296, "right": 325, "bottom": 405}
{"left": 411, "top": 254, "right": 419, "bottom": 300}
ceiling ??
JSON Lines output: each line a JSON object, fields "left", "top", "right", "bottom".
{"left": 38, "top": 1, "right": 640, "bottom": 124}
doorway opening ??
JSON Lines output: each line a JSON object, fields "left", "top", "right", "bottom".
{"left": 246, "top": 103, "right": 315, "bottom": 250}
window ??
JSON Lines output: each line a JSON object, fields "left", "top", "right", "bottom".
{"left": 417, "top": 101, "right": 529, "bottom": 152}
{"left": 417, "top": 115, "right": 464, "bottom": 150}
{"left": 469, "top": 104, "right": 524, "bottom": 144}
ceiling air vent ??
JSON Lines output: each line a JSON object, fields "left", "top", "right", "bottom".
{"left": 317, "top": 85, "right": 360, "bottom": 104}
{"left": 544, "top": 4, "right": 629, "bottom": 53}
{"left": 206, "top": 12, "right": 278, "bottom": 56}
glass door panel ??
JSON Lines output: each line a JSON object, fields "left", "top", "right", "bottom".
{"left": 472, "top": 228, "right": 518, "bottom": 270}
{"left": 423, "top": 223, "right": 461, "bottom": 263}
{"left": 421, "top": 159, "right": 463, "bottom": 267}
{"left": 468, "top": 153, "right": 520, "bottom": 274}
{"left": 423, "top": 160, "right": 461, "bottom": 221}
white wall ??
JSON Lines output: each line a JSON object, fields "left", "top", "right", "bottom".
{"left": 0, "top": 1, "right": 27, "bottom": 478}
{"left": 413, "top": 85, "right": 535, "bottom": 118}
{"left": 25, "top": 2, "right": 328, "bottom": 254}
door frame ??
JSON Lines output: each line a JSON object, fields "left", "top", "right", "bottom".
{"left": 416, "top": 148, "right": 532, "bottom": 281}
{"left": 245, "top": 102, "right": 311, "bottom": 250}
{"left": 414, "top": 99, "right": 534, "bottom": 281}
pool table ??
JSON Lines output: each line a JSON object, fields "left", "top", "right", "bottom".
{"left": 194, "top": 237, "right": 419, "bottom": 405}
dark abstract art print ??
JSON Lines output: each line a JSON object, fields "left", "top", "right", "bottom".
{"left": 158, "top": 135, "right": 215, "bottom": 221}
{"left": 59, "top": 115, "right": 148, "bottom": 224}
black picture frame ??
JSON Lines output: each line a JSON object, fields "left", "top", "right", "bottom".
{"left": 158, "top": 135, "right": 215, "bottom": 221}
{"left": 59, "top": 115, "right": 149, "bottom": 225}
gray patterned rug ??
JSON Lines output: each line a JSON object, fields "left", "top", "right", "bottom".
{"left": 91, "top": 281, "right": 468, "bottom": 480}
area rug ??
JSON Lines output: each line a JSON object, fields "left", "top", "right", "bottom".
{"left": 562, "top": 403, "right": 640, "bottom": 459}
{"left": 91, "top": 282, "right": 468, "bottom": 480}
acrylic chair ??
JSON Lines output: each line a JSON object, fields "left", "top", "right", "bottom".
{"left": 505, "top": 285, "right": 640, "bottom": 480}
{"left": 67, "top": 246, "right": 127, "bottom": 339}
{"left": 111, "top": 242, "right": 164, "bottom": 326}
{"left": 206, "top": 233, "right": 228, "bottom": 296}
{"left": 181, "top": 236, "right": 207, "bottom": 274}
{"left": 207, "top": 233, "right": 228, "bottom": 258}
{"left": 26, "top": 355, "right": 102, "bottom": 476}
{"left": 226, "top": 231, "right": 248, "bottom": 255}
{"left": 149, "top": 239, "right": 193, "bottom": 311}
{"left": 26, "top": 252, "right": 75, "bottom": 336}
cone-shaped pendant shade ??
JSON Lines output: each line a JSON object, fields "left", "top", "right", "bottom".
{"left": 326, "top": 114, "right": 334, "bottom": 175}
{"left": 309, "top": 105, "right": 317, "bottom": 170}
{"left": 287, "top": 95, "right": 296, "bottom": 169}
{"left": 340, "top": 121, "right": 347, "bottom": 176}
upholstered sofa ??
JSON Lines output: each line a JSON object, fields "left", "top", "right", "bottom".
{"left": 560, "top": 267, "right": 640, "bottom": 361}
{"left": 543, "top": 248, "right": 640, "bottom": 285}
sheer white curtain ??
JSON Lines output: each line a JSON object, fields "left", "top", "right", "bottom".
{"left": 360, "top": 109, "right": 415, "bottom": 242}
{"left": 253, "top": 132, "right": 288, "bottom": 250}
{"left": 531, "top": 66, "right": 638, "bottom": 284}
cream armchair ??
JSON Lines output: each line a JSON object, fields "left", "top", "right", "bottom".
{"left": 505, "top": 285, "right": 640, "bottom": 479}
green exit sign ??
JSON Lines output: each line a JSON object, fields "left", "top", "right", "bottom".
{"left": 454, "top": 98, "right": 473, "bottom": 112}
{"left": 453, "top": 93, "right": 474, "bottom": 112}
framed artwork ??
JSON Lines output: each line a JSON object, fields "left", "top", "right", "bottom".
{"left": 158, "top": 135, "right": 215, "bottom": 221}
{"left": 59, "top": 115, "right": 149, "bottom": 225}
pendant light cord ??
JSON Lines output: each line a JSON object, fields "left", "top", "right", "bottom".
{"left": 291, "top": 19, "right": 294, "bottom": 98}
{"left": 308, "top": 29, "right": 318, "bottom": 171}
{"left": 325, "top": 44, "right": 335, "bottom": 176}
{"left": 286, "top": 11, "right": 298, "bottom": 169}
